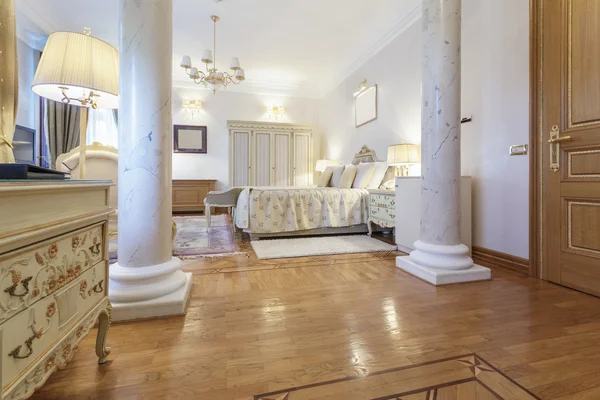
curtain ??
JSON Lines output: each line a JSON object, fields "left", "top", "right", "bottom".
{"left": 87, "top": 108, "right": 118, "bottom": 148}
{"left": 0, "top": 0, "right": 18, "bottom": 163}
{"left": 46, "top": 100, "right": 80, "bottom": 166}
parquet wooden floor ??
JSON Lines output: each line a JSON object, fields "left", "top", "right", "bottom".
{"left": 30, "top": 231, "right": 600, "bottom": 399}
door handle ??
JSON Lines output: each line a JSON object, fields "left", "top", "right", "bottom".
{"left": 548, "top": 125, "right": 569, "bottom": 172}
{"left": 548, "top": 136, "right": 572, "bottom": 144}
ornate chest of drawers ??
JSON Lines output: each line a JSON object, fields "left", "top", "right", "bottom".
{"left": 0, "top": 181, "right": 113, "bottom": 400}
{"left": 367, "top": 189, "right": 396, "bottom": 236}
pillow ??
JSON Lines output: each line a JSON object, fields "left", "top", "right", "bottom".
{"left": 352, "top": 163, "right": 375, "bottom": 189}
{"left": 325, "top": 165, "right": 345, "bottom": 187}
{"left": 337, "top": 165, "right": 358, "bottom": 188}
{"left": 368, "top": 162, "right": 389, "bottom": 189}
{"left": 317, "top": 169, "right": 333, "bottom": 187}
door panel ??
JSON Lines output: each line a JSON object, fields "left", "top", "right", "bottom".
{"left": 543, "top": 0, "right": 600, "bottom": 296}
{"left": 254, "top": 132, "right": 271, "bottom": 186}
{"left": 294, "top": 133, "right": 311, "bottom": 187}
{"left": 273, "top": 133, "right": 290, "bottom": 186}
{"left": 231, "top": 131, "right": 250, "bottom": 187}
{"left": 570, "top": 0, "right": 600, "bottom": 127}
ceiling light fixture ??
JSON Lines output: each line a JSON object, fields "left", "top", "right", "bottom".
{"left": 180, "top": 16, "right": 245, "bottom": 94}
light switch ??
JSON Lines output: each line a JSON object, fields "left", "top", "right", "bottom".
{"left": 509, "top": 144, "right": 528, "bottom": 156}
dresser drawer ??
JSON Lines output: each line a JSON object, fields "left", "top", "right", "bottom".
{"left": 0, "top": 224, "right": 105, "bottom": 323}
{"left": 1, "top": 260, "right": 107, "bottom": 391}
{"left": 370, "top": 193, "right": 395, "bottom": 210}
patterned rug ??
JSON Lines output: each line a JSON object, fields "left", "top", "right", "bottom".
{"left": 109, "top": 214, "right": 243, "bottom": 262}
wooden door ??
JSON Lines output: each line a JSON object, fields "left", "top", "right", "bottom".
{"left": 293, "top": 133, "right": 311, "bottom": 186}
{"left": 230, "top": 130, "right": 251, "bottom": 187}
{"left": 541, "top": 0, "right": 600, "bottom": 295}
{"left": 253, "top": 131, "right": 272, "bottom": 186}
{"left": 273, "top": 132, "right": 291, "bottom": 186}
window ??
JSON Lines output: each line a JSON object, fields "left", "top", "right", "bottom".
{"left": 87, "top": 109, "right": 118, "bottom": 148}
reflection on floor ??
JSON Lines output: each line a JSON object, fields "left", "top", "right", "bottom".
{"left": 31, "top": 231, "right": 600, "bottom": 400}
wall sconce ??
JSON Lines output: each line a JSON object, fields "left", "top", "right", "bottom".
{"left": 268, "top": 105, "right": 285, "bottom": 121}
{"left": 183, "top": 99, "right": 203, "bottom": 119}
{"left": 353, "top": 79, "right": 368, "bottom": 97}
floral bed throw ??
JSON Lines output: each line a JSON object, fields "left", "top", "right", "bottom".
{"left": 235, "top": 187, "right": 369, "bottom": 233}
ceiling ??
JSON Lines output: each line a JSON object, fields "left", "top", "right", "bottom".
{"left": 16, "top": 0, "right": 420, "bottom": 98}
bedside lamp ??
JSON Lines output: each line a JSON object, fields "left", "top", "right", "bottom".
{"left": 315, "top": 159, "right": 340, "bottom": 172}
{"left": 32, "top": 30, "right": 119, "bottom": 178}
{"left": 387, "top": 144, "right": 421, "bottom": 176}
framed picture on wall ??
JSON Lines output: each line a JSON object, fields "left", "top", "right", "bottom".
{"left": 355, "top": 84, "right": 378, "bottom": 127}
{"left": 173, "top": 125, "right": 207, "bottom": 153}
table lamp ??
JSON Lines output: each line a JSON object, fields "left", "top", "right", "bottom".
{"left": 387, "top": 144, "right": 421, "bottom": 176}
{"left": 32, "top": 30, "right": 119, "bottom": 178}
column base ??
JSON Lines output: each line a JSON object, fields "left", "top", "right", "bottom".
{"left": 111, "top": 272, "right": 192, "bottom": 322}
{"left": 396, "top": 256, "right": 491, "bottom": 285}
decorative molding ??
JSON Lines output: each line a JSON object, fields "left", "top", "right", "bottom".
{"left": 472, "top": 246, "right": 530, "bottom": 275}
{"left": 320, "top": 3, "right": 421, "bottom": 97}
{"left": 567, "top": 201, "right": 600, "bottom": 256}
{"left": 227, "top": 120, "right": 314, "bottom": 134}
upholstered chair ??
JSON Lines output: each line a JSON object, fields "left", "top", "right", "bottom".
{"left": 56, "top": 142, "right": 118, "bottom": 233}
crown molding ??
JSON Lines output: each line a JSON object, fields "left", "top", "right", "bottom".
{"left": 227, "top": 120, "right": 314, "bottom": 133}
{"left": 320, "top": 3, "right": 421, "bottom": 98}
{"left": 173, "top": 77, "right": 321, "bottom": 99}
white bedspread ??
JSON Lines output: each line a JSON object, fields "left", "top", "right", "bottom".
{"left": 235, "top": 187, "right": 369, "bottom": 233}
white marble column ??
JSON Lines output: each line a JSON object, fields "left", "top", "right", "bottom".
{"left": 109, "top": 0, "right": 192, "bottom": 321}
{"left": 396, "top": 0, "right": 490, "bottom": 285}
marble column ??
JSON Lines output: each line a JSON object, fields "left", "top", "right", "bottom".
{"left": 109, "top": 0, "right": 192, "bottom": 321}
{"left": 396, "top": 0, "right": 490, "bottom": 285}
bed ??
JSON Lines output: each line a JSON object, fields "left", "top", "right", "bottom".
{"left": 222, "top": 145, "right": 394, "bottom": 240}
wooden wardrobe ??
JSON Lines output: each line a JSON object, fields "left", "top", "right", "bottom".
{"left": 228, "top": 121, "right": 314, "bottom": 187}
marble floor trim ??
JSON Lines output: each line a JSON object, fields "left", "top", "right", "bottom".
{"left": 254, "top": 353, "right": 541, "bottom": 400}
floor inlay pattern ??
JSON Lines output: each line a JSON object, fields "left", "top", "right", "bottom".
{"left": 254, "top": 354, "right": 540, "bottom": 400}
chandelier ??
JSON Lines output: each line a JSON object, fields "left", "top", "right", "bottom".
{"left": 180, "top": 16, "right": 245, "bottom": 94}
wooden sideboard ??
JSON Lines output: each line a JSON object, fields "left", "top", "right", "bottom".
{"left": 0, "top": 180, "right": 113, "bottom": 400}
{"left": 172, "top": 180, "right": 216, "bottom": 214}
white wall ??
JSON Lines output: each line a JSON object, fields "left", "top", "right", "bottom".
{"left": 319, "top": 0, "right": 530, "bottom": 259}
{"left": 172, "top": 88, "right": 319, "bottom": 190}
{"left": 462, "top": 0, "right": 530, "bottom": 259}
{"left": 319, "top": 19, "right": 422, "bottom": 166}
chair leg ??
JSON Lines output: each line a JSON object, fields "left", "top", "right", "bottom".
{"left": 206, "top": 206, "right": 211, "bottom": 232}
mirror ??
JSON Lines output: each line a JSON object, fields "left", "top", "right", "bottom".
{"left": 174, "top": 125, "right": 207, "bottom": 153}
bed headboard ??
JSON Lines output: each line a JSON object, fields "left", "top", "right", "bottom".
{"left": 351, "top": 145, "right": 383, "bottom": 165}
{"left": 351, "top": 145, "right": 396, "bottom": 188}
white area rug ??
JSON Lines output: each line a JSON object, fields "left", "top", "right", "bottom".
{"left": 251, "top": 235, "right": 397, "bottom": 259}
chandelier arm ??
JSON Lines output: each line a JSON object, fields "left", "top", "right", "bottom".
{"left": 222, "top": 72, "right": 241, "bottom": 85}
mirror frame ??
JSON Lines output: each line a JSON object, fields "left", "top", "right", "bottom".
{"left": 173, "top": 124, "right": 207, "bottom": 154}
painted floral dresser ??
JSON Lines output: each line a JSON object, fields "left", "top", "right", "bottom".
{"left": 0, "top": 180, "right": 113, "bottom": 399}
{"left": 367, "top": 189, "right": 396, "bottom": 237}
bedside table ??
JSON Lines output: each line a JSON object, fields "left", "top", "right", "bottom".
{"left": 367, "top": 189, "right": 396, "bottom": 237}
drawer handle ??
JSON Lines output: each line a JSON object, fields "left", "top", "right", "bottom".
{"left": 89, "top": 243, "right": 101, "bottom": 256}
{"left": 92, "top": 280, "right": 104, "bottom": 294}
{"left": 8, "top": 328, "right": 42, "bottom": 360}
{"left": 4, "top": 274, "right": 33, "bottom": 298}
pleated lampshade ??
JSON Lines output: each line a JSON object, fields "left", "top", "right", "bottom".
{"left": 32, "top": 32, "right": 119, "bottom": 109}
{"left": 387, "top": 144, "right": 421, "bottom": 165}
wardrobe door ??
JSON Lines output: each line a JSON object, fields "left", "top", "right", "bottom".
{"left": 293, "top": 132, "right": 311, "bottom": 186}
{"left": 273, "top": 133, "right": 291, "bottom": 186}
{"left": 230, "top": 130, "right": 251, "bottom": 186}
{"left": 253, "top": 131, "right": 272, "bottom": 186}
